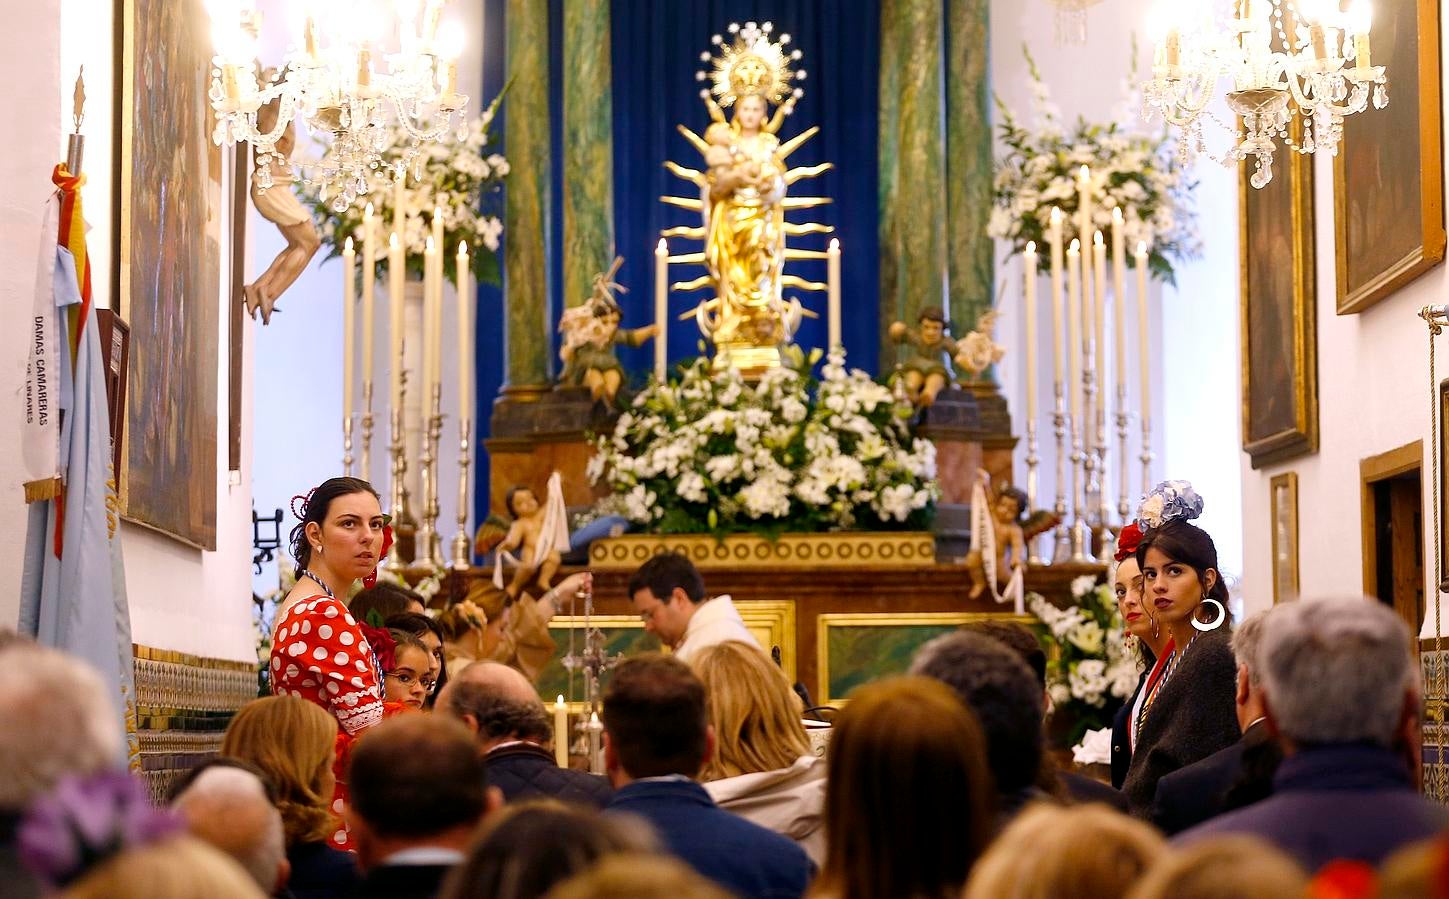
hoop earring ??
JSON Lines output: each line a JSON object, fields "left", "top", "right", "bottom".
{"left": 1193, "top": 596, "right": 1227, "bottom": 631}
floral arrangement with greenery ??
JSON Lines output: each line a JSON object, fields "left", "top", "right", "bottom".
{"left": 988, "top": 43, "right": 1199, "bottom": 285}
{"left": 587, "top": 349, "right": 938, "bottom": 535}
{"left": 1029, "top": 573, "right": 1143, "bottom": 746}
{"left": 305, "top": 93, "right": 509, "bottom": 286}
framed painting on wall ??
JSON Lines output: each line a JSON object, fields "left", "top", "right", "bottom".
{"left": 1240, "top": 117, "right": 1318, "bottom": 470}
{"left": 115, "top": 0, "right": 221, "bottom": 549}
{"left": 1270, "top": 472, "right": 1300, "bottom": 603}
{"left": 1334, "top": 0, "right": 1445, "bottom": 314}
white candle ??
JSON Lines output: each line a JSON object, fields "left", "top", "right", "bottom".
{"left": 457, "top": 240, "right": 471, "bottom": 418}
{"left": 1023, "top": 242, "right": 1038, "bottom": 424}
{"left": 389, "top": 232, "right": 405, "bottom": 412}
{"left": 1111, "top": 209, "right": 1127, "bottom": 391}
{"left": 1066, "top": 240, "right": 1083, "bottom": 427}
{"left": 343, "top": 236, "right": 356, "bottom": 424}
{"left": 1095, "top": 232, "right": 1107, "bottom": 446}
{"left": 431, "top": 207, "right": 446, "bottom": 398}
{"left": 1076, "top": 166, "right": 1094, "bottom": 322}
{"left": 1048, "top": 208, "right": 1065, "bottom": 392}
{"left": 654, "top": 238, "right": 668, "bottom": 382}
{"left": 827, "top": 238, "right": 842, "bottom": 352}
{"left": 392, "top": 170, "right": 406, "bottom": 240}
{"left": 1135, "top": 241, "right": 1151, "bottom": 417}
{"left": 554, "top": 695, "right": 568, "bottom": 767}
{"left": 423, "top": 235, "right": 438, "bottom": 403}
{"left": 362, "top": 204, "right": 376, "bottom": 402}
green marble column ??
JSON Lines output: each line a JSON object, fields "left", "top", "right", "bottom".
{"left": 562, "top": 0, "right": 614, "bottom": 310}
{"left": 878, "top": 0, "right": 947, "bottom": 365}
{"left": 946, "top": 0, "right": 992, "bottom": 343}
{"left": 503, "top": 0, "right": 552, "bottom": 389}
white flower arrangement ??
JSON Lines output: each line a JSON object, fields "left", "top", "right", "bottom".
{"left": 588, "top": 350, "right": 939, "bottom": 534}
{"left": 306, "top": 96, "right": 509, "bottom": 286}
{"left": 1030, "top": 577, "right": 1142, "bottom": 745}
{"left": 989, "top": 43, "right": 1200, "bottom": 286}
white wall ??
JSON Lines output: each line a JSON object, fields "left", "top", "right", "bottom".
{"left": 1238, "top": 69, "right": 1449, "bottom": 622}
{"left": 990, "top": 0, "right": 1244, "bottom": 583}
{"left": 0, "top": 0, "right": 64, "bottom": 629}
{"left": 0, "top": 0, "right": 257, "bottom": 661}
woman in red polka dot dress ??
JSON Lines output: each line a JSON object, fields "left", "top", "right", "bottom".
{"left": 269, "top": 477, "right": 395, "bottom": 850}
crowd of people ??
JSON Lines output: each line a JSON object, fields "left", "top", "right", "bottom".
{"left": 2, "top": 475, "right": 1448, "bottom": 898}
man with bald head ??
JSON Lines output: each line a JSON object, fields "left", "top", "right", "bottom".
{"left": 173, "top": 765, "right": 289, "bottom": 895}
{"left": 438, "top": 661, "right": 612, "bottom": 806}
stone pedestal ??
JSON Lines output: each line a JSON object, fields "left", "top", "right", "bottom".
{"left": 485, "top": 386, "right": 612, "bottom": 518}
{"left": 961, "top": 379, "right": 1019, "bottom": 490}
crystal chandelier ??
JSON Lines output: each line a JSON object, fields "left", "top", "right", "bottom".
{"left": 1143, "top": 0, "right": 1385, "bottom": 189}
{"left": 206, "top": 0, "right": 470, "bottom": 211}
{"left": 1045, "top": 0, "right": 1107, "bottom": 45}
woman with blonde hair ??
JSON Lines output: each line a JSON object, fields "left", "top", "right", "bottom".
{"left": 222, "top": 695, "right": 359, "bottom": 899}
{"left": 810, "top": 676, "right": 994, "bottom": 899}
{"left": 690, "top": 640, "right": 826, "bottom": 865}
{"left": 1125, "top": 835, "right": 1308, "bottom": 899}
{"left": 461, "top": 572, "right": 591, "bottom": 681}
{"left": 964, "top": 804, "right": 1163, "bottom": 899}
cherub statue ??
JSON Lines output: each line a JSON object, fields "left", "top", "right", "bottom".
{"left": 887, "top": 306, "right": 958, "bottom": 408}
{"left": 492, "top": 478, "right": 567, "bottom": 601}
{"left": 244, "top": 70, "right": 320, "bottom": 325}
{"left": 965, "top": 475, "right": 1030, "bottom": 602}
{"left": 558, "top": 256, "right": 658, "bottom": 407}
{"left": 954, "top": 309, "right": 1007, "bottom": 381}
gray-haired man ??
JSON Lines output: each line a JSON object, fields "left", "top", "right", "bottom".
{"left": 1178, "top": 597, "right": 1446, "bottom": 868}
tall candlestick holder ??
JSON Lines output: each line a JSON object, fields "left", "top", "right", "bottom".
{"left": 412, "top": 387, "right": 440, "bottom": 574}
{"left": 385, "top": 405, "right": 408, "bottom": 575}
{"left": 360, "top": 381, "right": 375, "bottom": 480}
{"left": 1069, "top": 417, "right": 1089, "bottom": 563}
{"left": 1116, "top": 385, "right": 1131, "bottom": 523}
{"left": 450, "top": 416, "right": 472, "bottom": 570}
{"left": 424, "top": 382, "right": 447, "bottom": 569}
{"left": 1140, "top": 415, "right": 1154, "bottom": 497}
{"left": 1024, "top": 417, "right": 1044, "bottom": 565}
{"left": 1081, "top": 362, "right": 1103, "bottom": 537}
{"left": 1051, "top": 385, "right": 1072, "bottom": 565}
{"left": 1094, "top": 405, "right": 1114, "bottom": 563}
{"left": 342, "top": 416, "right": 355, "bottom": 476}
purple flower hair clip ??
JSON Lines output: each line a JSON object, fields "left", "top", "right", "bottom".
{"left": 17, "top": 771, "right": 181, "bottom": 889}
{"left": 1134, "top": 479, "right": 1205, "bottom": 531}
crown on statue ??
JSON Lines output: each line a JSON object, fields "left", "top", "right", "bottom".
{"left": 696, "top": 21, "right": 805, "bottom": 108}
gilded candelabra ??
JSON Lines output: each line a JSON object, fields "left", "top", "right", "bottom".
{"left": 450, "top": 416, "right": 472, "bottom": 570}
{"left": 360, "top": 381, "right": 375, "bottom": 481}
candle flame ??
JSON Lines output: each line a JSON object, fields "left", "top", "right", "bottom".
{"left": 364, "top": 202, "right": 374, "bottom": 219}
{"left": 344, "top": 236, "right": 354, "bottom": 251}
{"left": 1050, "top": 207, "right": 1063, "bottom": 224}
{"left": 1136, "top": 240, "right": 1148, "bottom": 255}
{"left": 433, "top": 205, "right": 443, "bottom": 221}
{"left": 1068, "top": 239, "right": 1081, "bottom": 253}
{"left": 829, "top": 237, "right": 840, "bottom": 251}
{"left": 1112, "top": 206, "right": 1123, "bottom": 223}
{"left": 389, "top": 232, "right": 399, "bottom": 249}
{"left": 1094, "top": 231, "right": 1104, "bottom": 246}
{"left": 556, "top": 694, "right": 565, "bottom": 706}
{"left": 1025, "top": 240, "right": 1037, "bottom": 254}
{"left": 657, "top": 238, "right": 668, "bottom": 252}
{"left": 1078, "top": 165, "right": 1090, "bottom": 180}
{"left": 458, "top": 239, "right": 468, "bottom": 255}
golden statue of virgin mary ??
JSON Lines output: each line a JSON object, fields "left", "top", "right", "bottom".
{"left": 662, "top": 21, "right": 834, "bottom": 376}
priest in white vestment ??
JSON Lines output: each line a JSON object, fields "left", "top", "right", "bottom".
{"left": 627, "top": 551, "right": 761, "bottom": 663}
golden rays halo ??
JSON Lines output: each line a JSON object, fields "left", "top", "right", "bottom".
{"left": 696, "top": 20, "right": 805, "bottom": 108}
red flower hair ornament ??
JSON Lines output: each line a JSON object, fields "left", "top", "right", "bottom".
{"left": 1114, "top": 522, "right": 1145, "bottom": 563}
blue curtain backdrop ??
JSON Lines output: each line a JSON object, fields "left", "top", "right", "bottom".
{"left": 474, "top": 0, "right": 882, "bottom": 528}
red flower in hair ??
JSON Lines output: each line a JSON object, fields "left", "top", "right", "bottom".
{"left": 363, "top": 524, "right": 393, "bottom": 589}
{"left": 1307, "top": 861, "right": 1377, "bottom": 899}
{"left": 358, "top": 624, "right": 397, "bottom": 674}
{"left": 1114, "top": 522, "right": 1145, "bottom": 562}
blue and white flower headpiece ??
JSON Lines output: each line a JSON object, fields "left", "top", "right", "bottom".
{"left": 1134, "top": 479, "right": 1204, "bottom": 531}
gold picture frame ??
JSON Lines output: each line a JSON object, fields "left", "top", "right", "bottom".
{"left": 114, "top": 0, "right": 221, "bottom": 549}
{"left": 1270, "top": 472, "right": 1300, "bottom": 603}
{"left": 1334, "top": 0, "right": 1445, "bottom": 314}
{"left": 815, "top": 612, "right": 1038, "bottom": 705}
{"left": 1240, "top": 115, "right": 1318, "bottom": 470}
